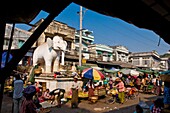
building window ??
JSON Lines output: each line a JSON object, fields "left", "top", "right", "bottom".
{"left": 75, "top": 47, "right": 79, "bottom": 51}
{"left": 133, "top": 57, "right": 139, "bottom": 60}
{"left": 4, "top": 39, "right": 9, "bottom": 46}
{"left": 133, "top": 61, "right": 140, "bottom": 65}
{"left": 18, "top": 40, "right": 25, "bottom": 48}
{"left": 143, "top": 57, "right": 149, "bottom": 59}
{"left": 83, "top": 48, "right": 86, "bottom": 51}
{"left": 142, "top": 60, "right": 150, "bottom": 65}
{"left": 66, "top": 41, "right": 72, "bottom": 51}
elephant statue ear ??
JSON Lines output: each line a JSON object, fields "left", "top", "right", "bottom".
{"left": 47, "top": 38, "right": 53, "bottom": 48}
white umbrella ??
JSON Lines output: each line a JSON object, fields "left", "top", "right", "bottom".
{"left": 120, "top": 69, "right": 141, "bottom": 76}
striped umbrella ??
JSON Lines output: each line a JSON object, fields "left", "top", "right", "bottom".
{"left": 82, "top": 68, "right": 105, "bottom": 80}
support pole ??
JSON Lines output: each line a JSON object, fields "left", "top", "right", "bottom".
{"left": 0, "top": 21, "right": 6, "bottom": 113}
{"left": 79, "top": 6, "right": 83, "bottom": 66}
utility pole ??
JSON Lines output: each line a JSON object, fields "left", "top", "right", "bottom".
{"left": 79, "top": 6, "right": 83, "bottom": 66}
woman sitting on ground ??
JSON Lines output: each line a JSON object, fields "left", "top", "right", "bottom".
{"left": 43, "top": 89, "right": 52, "bottom": 100}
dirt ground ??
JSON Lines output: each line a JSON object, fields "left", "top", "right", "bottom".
{"left": 1, "top": 93, "right": 163, "bottom": 113}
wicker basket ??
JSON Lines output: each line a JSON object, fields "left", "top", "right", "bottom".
{"left": 90, "top": 96, "right": 98, "bottom": 103}
{"left": 34, "top": 69, "right": 42, "bottom": 74}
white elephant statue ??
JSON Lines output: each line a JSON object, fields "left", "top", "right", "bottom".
{"left": 33, "top": 36, "right": 67, "bottom": 73}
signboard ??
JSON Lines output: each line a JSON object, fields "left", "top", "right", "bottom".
{"left": 82, "top": 59, "right": 86, "bottom": 64}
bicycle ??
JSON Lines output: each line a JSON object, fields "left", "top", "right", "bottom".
{"left": 105, "top": 88, "right": 119, "bottom": 104}
{"left": 124, "top": 87, "right": 139, "bottom": 102}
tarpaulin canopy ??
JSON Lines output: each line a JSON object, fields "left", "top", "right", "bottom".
{"left": 103, "top": 68, "right": 118, "bottom": 74}
{"left": 136, "top": 68, "right": 159, "bottom": 75}
{"left": 120, "top": 69, "right": 142, "bottom": 76}
{"left": 1, "top": 52, "right": 13, "bottom": 68}
{"left": 159, "top": 70, "right": 170, "bottom": 75}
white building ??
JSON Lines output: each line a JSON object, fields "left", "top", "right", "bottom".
{"left": 75, "top": 29, "right": 94, "bottom": 59}
{"left": 88, "top": 44, "right": 113, "bottom": 62}
{"left": 4, "top": 24, "right": 31, "bottom": 50}
{"left": 129, "top": 51, "right": 161, "bottom": 70}
{"left": 111, "top": 45, "right": 129, "bottom": 62}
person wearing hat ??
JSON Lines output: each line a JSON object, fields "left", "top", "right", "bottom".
{"left": 115, "top": 77, "right": 125, "bottom": 104}
{"left": 71, "top": 76, "right": 80, "bottom": 108}
{"left": 20, "top": 85, "right": 37, "bottom": 113}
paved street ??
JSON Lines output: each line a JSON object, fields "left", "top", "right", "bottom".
{"left": 49, "top": 93, "right": 160, "bottom": 113}
{"left": 1, "top": 93, "right": 163, "bottom": 113}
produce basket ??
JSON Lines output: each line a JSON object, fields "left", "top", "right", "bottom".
{"left": 90, "top": 96, "right": 98, "bottom": 103}
{"left": 78, "top": 91, "right": 88, "bottom": 98}
{"left": 94, "top": 88, "right": 106, "bottom": 96}
{"left": 67, "top": 91, "right": 88, "bottom": 99}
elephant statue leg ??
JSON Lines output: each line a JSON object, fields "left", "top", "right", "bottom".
{"left": 45, "top": 59, "right": 52, "bottom": 73}
{"left": 53, "top": 53, "right": 60, "bottom": 72}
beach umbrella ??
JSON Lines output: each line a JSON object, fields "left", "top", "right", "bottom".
{"left": 82, "top": 68, "right": 105, "bottom": 80}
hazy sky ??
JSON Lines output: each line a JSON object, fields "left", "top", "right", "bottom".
{"left": 16, "top": 3, "right": 170, "bottom": 55}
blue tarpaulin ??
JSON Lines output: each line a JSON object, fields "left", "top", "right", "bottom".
{"left": 1, "top": 52, "right": 13, "bottom": 68}
{"left": 159, "top": 70, "right": 170, "bottom": 75}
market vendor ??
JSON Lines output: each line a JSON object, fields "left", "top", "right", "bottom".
{"left": 71, "top": 76, "right": 80, "bottom": 108}
{"left": 86, "top": 79, "right": 95, "bottom": 101}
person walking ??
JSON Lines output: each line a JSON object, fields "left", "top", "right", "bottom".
{"left": 115, "top": 77, "right": 125, "bottom": 104}
{"left": 71, "top": 76, "right": 80, "bottom": 108}
{"left": 155, "top": 77, "right": 162, "bottom": 96}
{"left": 136, "top": 77, "right": 141, "bottom": 90}
{"left": 108, "top": 76, "right": 113, "bottom": 89}
{"left": 12, "top": 73, "right": 24, "bottom": 113}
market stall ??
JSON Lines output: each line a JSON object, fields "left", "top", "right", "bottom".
{"left": 159, "top": 70, "right": 170, "bottom": 112}
{"left": 67, "top": 90, "right": 88, "bottom": 99}
{"left": 81, "top": 68, "right": 106, "bottom": 103}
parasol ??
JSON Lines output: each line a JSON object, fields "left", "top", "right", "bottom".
{"left": 82, "top": 68, "right": 105, "bottom": 80}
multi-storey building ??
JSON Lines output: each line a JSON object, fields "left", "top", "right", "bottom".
{"left": 74, "top": 29, "right": 94, "bottom": 59}
{"left": 129, "top": 51, "right": 161, "bottom": 70}
{"left": 110, "top": 45, "right": 129, "bottom": 62}
{"left": 160, "top": 51, "right": 170, "bottom": 70}
{"left": 88, "top": 44, "right": 113, "bottom": 62}
{"left": 4, "top": 24, "right": 32, "bottom": 65}
{"left": 29, "top": 19, "right": 76, "bottom": 52}
{"left": 4, "top": 24, "right": 31, "bottom": 50}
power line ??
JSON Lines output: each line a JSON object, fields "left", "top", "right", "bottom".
{"left": 88, "top": 17, "right": 169, "bottom": 53}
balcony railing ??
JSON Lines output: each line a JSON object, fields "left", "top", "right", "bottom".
{"left": 65, "top": 50, "right": 112, "bottom": 62}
